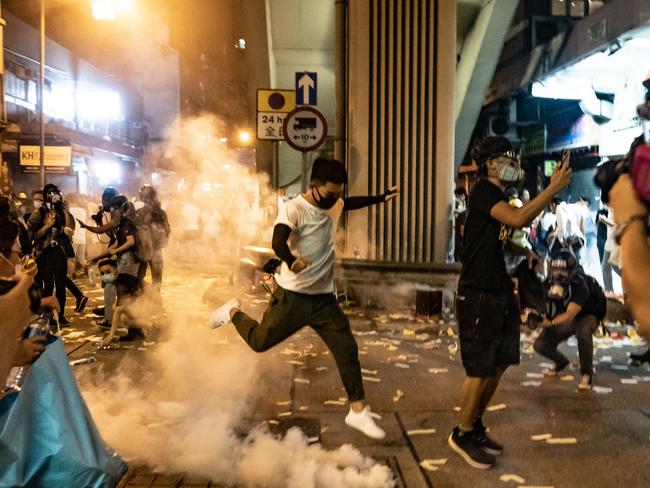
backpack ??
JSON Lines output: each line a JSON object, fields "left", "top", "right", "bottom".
{"left": 125, "top": 217, "right": 153, "bottom": 263}
{"left": 578, "top": 271, "right": 607, "bottom": 321}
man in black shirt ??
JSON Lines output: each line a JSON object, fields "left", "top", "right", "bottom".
{"left": 449, "top": 137, "right": 572, "bottom": 470}
{"left": 534, "top": 250, "right": 605, "bottom": 390}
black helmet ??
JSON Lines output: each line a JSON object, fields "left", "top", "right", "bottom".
{"left": 102, "top": 187, "right": 119, "bottom": 208}
{"left": 138, "top": 184, "right": 158, "bottom": 203}
{"left": 549, "top": 250, "right": 577, "bottom": 275}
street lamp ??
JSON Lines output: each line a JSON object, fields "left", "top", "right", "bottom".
{"left": 37, "top": 1, "right": 135, "bottom": 188}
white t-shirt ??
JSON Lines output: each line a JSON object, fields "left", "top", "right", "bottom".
{"left": 274, "top": 194, "right": 344, "bottom": 295}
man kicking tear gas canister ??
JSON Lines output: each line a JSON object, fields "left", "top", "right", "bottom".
{"left": 209, "top": 157, "right": 398, "bottom": 440}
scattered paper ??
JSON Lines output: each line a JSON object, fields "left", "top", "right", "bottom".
{"left": 546, "top": 437, "right": 577, "bottom": 444}
{"left": 278, "top": 412, "right": 292, "bottom": 417}
{"left": 527, "top": 372, "right": 544, "bottom": 378}
{"left": 611, "top": 364, "right": 629, "bottom": 371}
{"left": 324, "top": 400, "right": 346, "bottom": 406}
{"left": 316, "top": 366, "right": 328, "bottom": 372}
{"left": 486, "top": 403, "right": 507, "bottom": 412}
{"left": 286, "top": 360, "right": 304, "bottom": 365}
{"left": 453, "top": 406, "right": 461, "bottom": 412}
{"left": 361, "top": 368, "right": 378, "bottom": 375}
{"left": 530, "top": 434, "right": 552, "bottom": 441}
{"left": 407, "top": 428, "right": 437, "bottom": 435}
{"left": 403, "top": 329, "right": 415, "bottom": 336}
{"left": 621, "top": 378, "right": 638, "bottom": 384}
{"left": 447, "top": 327, "right": 455, "bottom": 336}
{"left": 419, "top": 459, "right": 446, "bottom": 471}
{"left": 393, "top": 389, "right": 404, "bottom": 402}
{"left": 521, "top": 381, "right": 541, "bottom": 387}
{"left": 320, "top": 426, "right": 329, "bottom": 433}
{"left": 428, "top": 368, "right": 449, "bottom": 374}
{"left": 395, "top": 363, "right": 410, "bottom": 369}
{"left": 500, "top": 474, "right": 526, "bottom": 484}
{"left": 363, "top": 376, "right": 381, "bottom": 383}
{"left": 276, "top": 400, "right": 291, "bottom": 406}
{"left": 267, "top": 419, "right": 279, "bottom": 426}
{"left": 294, "top": 378, "right": 310, "bottom": 384}
{"left": 298, "top": 406, "right": 309, "bottom": 411}
{"left": 592, "top": 386, "right": 613, "bottom": 394}
{"left": 538, "top": 362, "right": 554, "bottom": 368}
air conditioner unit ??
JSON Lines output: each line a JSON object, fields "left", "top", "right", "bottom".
{"left": 487, "top": 99, "right": 520, "bottom": 140}
{"left": 487, "top": 114, "right": 520, "bottom": 140}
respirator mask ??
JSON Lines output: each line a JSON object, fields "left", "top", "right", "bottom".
{"left": 312, "top": 187, "right": 339, "bottom": 210}
{"left": 488, "top": 152, "right": 525, "bottom": 183}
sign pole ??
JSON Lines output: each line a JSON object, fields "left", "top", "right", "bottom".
{"left": 301, "top": 151, "right": 309, "bottom": 193}
{"left": 272, "top": 140, "right": 279, "bottom": 189}
{"left": 39, "top": 0, "right": 45, "bottom": 189}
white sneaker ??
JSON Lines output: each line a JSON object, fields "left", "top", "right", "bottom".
{"left": 345, "top": 406, "right": 386, "bottom": 440}
{"left": 543, "top": 362, "right": 574, "bottom": 377}
{"left": 577, "top": 374, "right": 593, "bottom": 391}
{"left": 209, "top": 299, "right": 241, "bottom": 329}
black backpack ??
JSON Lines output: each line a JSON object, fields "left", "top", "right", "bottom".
{"left": 578, "top": 271, "right": 607, "bottom": 321}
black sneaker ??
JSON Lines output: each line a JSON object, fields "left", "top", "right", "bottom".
{"left": 75, "top": 295, "right": 88, "bottom": 313}
{"left": 473, "top": 419, "right": 503, "bottom": 455}
{"left": 96, "top": 319, "right": 111, "bottom": 329}
{"left": 448, "top": 426, "right": 495, "bottom": 469}
{"left": 92, "top": 306, "right": 105, "bottom": 316}
{"left": 58, "top": 316, "right": 70, "bottom": 327}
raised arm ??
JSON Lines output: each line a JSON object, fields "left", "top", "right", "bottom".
{"left": 490, "top": 155, "right": 572, "bottom": 229}
{"left": 343, "top": 187, "right": 399, "bottom": 211}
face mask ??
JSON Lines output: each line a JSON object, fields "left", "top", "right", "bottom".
{"left": 101, "top": 273, "right": 116, "bottom": 284}
{"left": 50, "top": 193, "right": 62, "bottom": 204}
{"left": 312, "top": 187, "right": 339, "bottom": 210}
{"left": 632, "top": 144, "right": 650, "bottom": 202}
{"left": 492, "top": 156, "right": 524, "bottom": 183}
{"left": 548, "top": 273, "right": 569, "bottom": 302}
{"left": 33, "top": 200, "right": 43, "bottom": 209}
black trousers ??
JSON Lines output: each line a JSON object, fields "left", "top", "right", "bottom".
{"left": 36, "top": 246, "right": 68, "bottom": 319}
{"left": 232, "top": 286, "right": 365, "bottom": 402}
{"left": 534, "top": 314, "right": 599, "bottom": 375}
{"left": 137, "top": 248, "right": 164, "bottom": 284}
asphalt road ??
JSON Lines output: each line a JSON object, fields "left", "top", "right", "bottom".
{"left": 59, "top": 266, "right": 650, "bottom": 488}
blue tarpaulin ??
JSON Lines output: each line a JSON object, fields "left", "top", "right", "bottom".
{"left": 0, "top": 338, "right": 127, "bottom": 487}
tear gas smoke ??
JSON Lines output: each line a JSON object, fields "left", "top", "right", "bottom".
{"left": 79, "top": 115, "right": 394, "bottom": 488}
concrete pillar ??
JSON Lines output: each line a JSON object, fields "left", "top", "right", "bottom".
{"left": 454, "top": 0, "right": 519, "bottom": 168}
{"left": 434, "top": 0, "right": 456, "bottom": 263}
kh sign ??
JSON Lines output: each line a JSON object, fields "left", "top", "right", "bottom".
{"left": 19, "top": 145, "right": 72, "bottom": 173}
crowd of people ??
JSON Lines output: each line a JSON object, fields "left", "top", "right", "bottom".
{"left": 0, "top": 183, "right": 171, "bottom": 351}
{"left": 1, "top": 91, "right": 649, "bottom": 483}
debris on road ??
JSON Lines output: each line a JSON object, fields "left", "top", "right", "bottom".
{"left": 393, "top": 389, "right": 404, "bottom": 402}
{"left": 69, "top": 357, "right": 96, "bottom": 366}
{"left": 526, "top": 372, "right": 544, "bottom": 378}
{"left": 294, "top": 378, "right": 310, "bottom": 384}
{"left": 592, "top": 386, "right": 613, "bottom": 394}
{"left": 363, "top": 376, "right": 381, "bottom": 383}
{"left": 324, "top": 400, "right": 346, "bottom": 406}
{"left": 545, "top": 437, "right": 577, "bottom": 444}
{"left": 420, "top": 459, "right": 447, "bottom": 471}
{"left": 531, "top": 434, "right": 552, "bottom": 441}
{"left": 407, "top": 428, "right": 437, "bottom": 435}
{"left": 428, "top": 367, "right": 449, "bottom": 374}
{"left": 521, "top": 381, "right": 541, "bottom": 387}
{"left": 500, "top": 474, "right": 526, "bottom": 484}
{"left": 395, "top": 363, "right": 410, "bottom": 369}
{"left": 560, "top": 375, "right": 574, "bottom": 381}
{"left": 486, "top": 403, "right": 507, "bottom": 412}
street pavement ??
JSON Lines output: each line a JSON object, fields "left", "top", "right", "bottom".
{"left": 58, "top": 266, "right": 650, "bottom": 488}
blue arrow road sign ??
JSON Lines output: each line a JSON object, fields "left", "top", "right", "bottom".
{"left": 295, "top": 72, "right": 317, "bottom": 106}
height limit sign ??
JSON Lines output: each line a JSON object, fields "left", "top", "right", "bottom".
{"left": 283, "top": 106, "right": 328, "bottom": 152}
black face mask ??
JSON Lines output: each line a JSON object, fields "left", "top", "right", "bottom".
{"left": 312, "top": 187, "right": 339, "bottom": 210}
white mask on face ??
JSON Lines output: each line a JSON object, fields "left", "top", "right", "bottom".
{"left": 491, "top": 155, "right": 524, "bottom": 183}
{"left": 33, "top": 200, "right": 43, "bottom": 209}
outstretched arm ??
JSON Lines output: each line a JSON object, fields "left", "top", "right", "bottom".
{"left": 343, "top": 186, "right": 399, "bottom": 211}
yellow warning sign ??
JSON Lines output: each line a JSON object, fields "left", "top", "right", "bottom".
{"left": 257, "top": 89, "right": 296, "bottom": 113}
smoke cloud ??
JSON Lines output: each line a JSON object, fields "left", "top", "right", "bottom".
{"left": 78, "top": 115, "right": 395, "bottom": 488}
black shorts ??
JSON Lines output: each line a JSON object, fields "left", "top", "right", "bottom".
{"left": 456, "top": 287, "right": 520, "bottom": 378}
